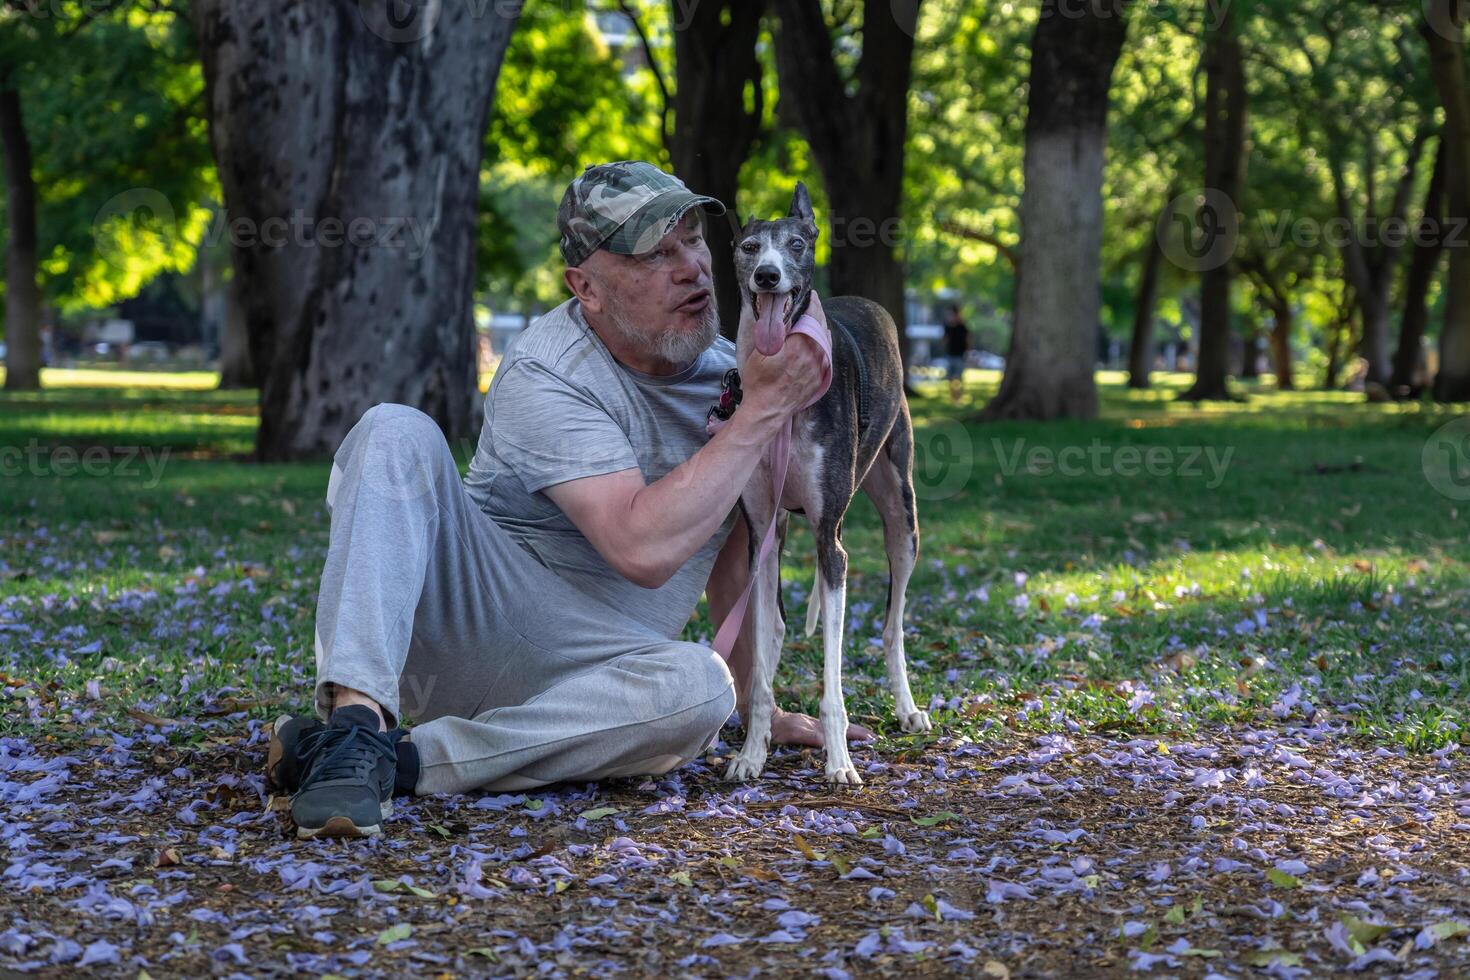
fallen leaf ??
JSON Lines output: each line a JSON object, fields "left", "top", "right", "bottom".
{"left": 910, "top": 811, "right": 962, "bottom": 827}
{"left": 1426, "top": 921, "right": 1470, "bottom": 941}
{"left": 1267, "top": 868, "right": 1301, "bottom": 889}
{"left": 1341, "top": 914, "right": 1394, "bottom": 946}
{"left": 126, "top": 707, "right": 176, "bottom": 727}
{"left": 581, "top": 807, "right": 621, "bottom": 821}
{"left": 376, "top": 923, "right": 412, "bottom": 945}
{"left": 793, "top": 835, "right": 821, "bottom": 861}
{"left": 155, "top": 848, "right": 180, "bottom": 868}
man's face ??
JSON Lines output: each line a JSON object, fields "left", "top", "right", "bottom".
{"left": 578, "top": 210, "right": 720, "bottom": 369}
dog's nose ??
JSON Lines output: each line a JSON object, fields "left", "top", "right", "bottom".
{"left": 753, "top": 266, "right": 781, "bottom": 290}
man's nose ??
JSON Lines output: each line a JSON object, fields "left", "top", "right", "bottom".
{"left": 671, "top": 242, "right": 706, "bottom": 283}
{"left": 754, "top": 265, "right": 781, "bottom": 290}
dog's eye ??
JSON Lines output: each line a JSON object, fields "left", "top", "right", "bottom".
{"left": 789, "top": 238, "right": 806, "bottom": 252}
{"left": 740, "top": 241, "right": 759, "bottom": 254}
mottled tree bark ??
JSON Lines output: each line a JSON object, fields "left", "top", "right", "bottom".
{"left": 1422, "top": 2, "right": 1470, "bottom": 401}
{"left": 1127, "top": 193, "right": 1174, "bottom": 390}
{"left": 669, "top": 0, "right": 766, "bottom": 340}
{"left": 1182, "top": 2, "right": 1247, "bottom": 402}
{"left": 771, "top": 0, "right": 918, "bottom": 382}
{"left": 218, "top": 271, "right": 255, "bottom": 389}
{"left": 193, "top": 1, "right": 518, "bottom": 459}
{"left": 1331, "top": 131, "right": 1426, "bottom": 389}
{"left": 0, "top": 76, "right": 42, "bottom": 391}
{"left": 1268, "top": 305, "right": 1294, "bottom": 391}
{"left": 1392, "top": 135, "right": 1447, "bottom": 394}
{"left": 983, "top": 0, "right": 1131, "bottom": 420}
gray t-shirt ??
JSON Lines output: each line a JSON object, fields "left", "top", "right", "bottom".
{"left": 464, "top": 297, "right": 738, "bottom": 639}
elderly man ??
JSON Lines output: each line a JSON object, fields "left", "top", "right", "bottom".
{"left": 267, "top": 161, "right": 866, "bottom": 838}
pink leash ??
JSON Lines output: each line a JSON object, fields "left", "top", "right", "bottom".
{"left": 711, "top": 313, "right": 833, "bottom": 659}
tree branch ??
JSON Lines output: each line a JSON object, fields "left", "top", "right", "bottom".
{"left": 615, "top": 0, "right": 671, "bottom": 155}
{"left": 938, "top": 218, "right": 1019, "bottom": 271}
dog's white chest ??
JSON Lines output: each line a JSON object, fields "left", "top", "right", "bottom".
{"left": 750, "top": 416, "right": 824, "bottom": 518}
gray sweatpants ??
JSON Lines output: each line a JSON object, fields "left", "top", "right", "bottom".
{"left": 312, "top": 403, "right": 736, "bottom": 796}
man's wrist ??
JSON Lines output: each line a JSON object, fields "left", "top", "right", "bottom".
{"left": 724, "top": 397, "right": 784, "bottom": 446}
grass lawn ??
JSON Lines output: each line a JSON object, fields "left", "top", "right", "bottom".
{"left": 2, "top": 368, "right": 1469, "bottom": 975}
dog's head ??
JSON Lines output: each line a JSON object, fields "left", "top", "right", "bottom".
{"left": 733, "top": 183, "right": 819, "bottom": 356}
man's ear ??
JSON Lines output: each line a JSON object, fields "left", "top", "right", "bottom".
{"left": 564, "top": 265, "right": 602, "bottom": 315}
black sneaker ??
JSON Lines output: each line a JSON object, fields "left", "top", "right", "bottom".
{"left": 266, "top": 714, "right": 324, "bottom": 797}
{"left": 289, "top": 705, "right": 399, "bottom": 839}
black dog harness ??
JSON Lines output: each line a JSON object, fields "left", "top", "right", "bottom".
{"left": 706, "top": 319, "right": 870, "bottom": 432}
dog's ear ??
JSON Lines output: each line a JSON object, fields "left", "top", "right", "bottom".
{"left": 788, "top": 182, "right": 816, "bottom": 228}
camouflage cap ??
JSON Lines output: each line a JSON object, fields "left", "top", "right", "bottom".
{"left": 557, "top": 161, "right": 726, "bottom": 267}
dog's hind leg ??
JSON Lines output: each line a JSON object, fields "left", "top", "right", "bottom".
{"left": 813, "top": 513, "right": 862, "bottom": 785}
{"left": 860, "top": 423, "right": 931, "bottom": 734}
{"left": 724, "top": 492, "right": 784, "bottom": 782}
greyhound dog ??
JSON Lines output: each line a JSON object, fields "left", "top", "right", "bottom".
{"left": 721, "top": 183, "right": 931, "bottom": 785}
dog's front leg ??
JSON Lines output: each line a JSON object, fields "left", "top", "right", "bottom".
{"left": 815, "top": 526, "right": 862, "bottom": 785}
{"left": 724, "top": 492, "right": 782, "bottom": 782}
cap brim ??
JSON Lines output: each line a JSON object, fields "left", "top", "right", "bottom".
{"left": 602, "top": 191, "right": 727, "bottom": 256}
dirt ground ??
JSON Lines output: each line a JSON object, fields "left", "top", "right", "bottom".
{"left": 3, "top": 717, "right": 1469, "bottom": 977}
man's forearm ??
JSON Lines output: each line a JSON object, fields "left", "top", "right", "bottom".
{"left": 623, "top": 403, "right": 781, "bottom": 584}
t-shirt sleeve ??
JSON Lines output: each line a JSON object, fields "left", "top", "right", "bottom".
{"left": 487, "top": 358, "right": 641, "bottom": 493}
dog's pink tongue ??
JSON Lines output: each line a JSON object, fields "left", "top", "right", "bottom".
{"left": 754, "top": 294, "right": 786, "bottom": 356}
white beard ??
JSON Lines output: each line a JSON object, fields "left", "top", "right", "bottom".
{"left": 601, "top": 294, "right": 720, "bottom": 370}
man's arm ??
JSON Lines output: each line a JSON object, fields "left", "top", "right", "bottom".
{"left": 543, "top": 396, "right": 783, "bottom": 589}
{"left": 544, "top": 302, "right": 829, "bottom": 590}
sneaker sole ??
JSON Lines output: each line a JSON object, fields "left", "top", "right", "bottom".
{"left": 293, "top": 800, "right": 395, "bottom": 840}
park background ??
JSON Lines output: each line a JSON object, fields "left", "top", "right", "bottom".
{"left": 3, "top": 0, "right": 1470, "bottom": 975}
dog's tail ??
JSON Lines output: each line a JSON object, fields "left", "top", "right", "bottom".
{"left": 804, "top": 568, "right": 823, "bottom": 636}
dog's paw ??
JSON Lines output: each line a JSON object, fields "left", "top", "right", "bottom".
{"left": 899, "top": 709, "right": 933, "bottom": 733}
{"left": 724, "top": 755, "right": 766, "bottom": 782}
{"left": 825, "top": 763, "right": 864, "bottom": 786}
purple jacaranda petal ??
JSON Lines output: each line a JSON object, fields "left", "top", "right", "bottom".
{"left": 701, "top": 933, "right": 743, "bottom": 947}
{"left": 776, "top": 910, "right": 819, "bottom": 930}
{"left": 78, "top": 940, "right": 121, "bottom": 967}
{"left": 986, "top": 879, "right": 1033, "bottom": 903}
{"left": 213, "top": 943, "right": 249, "bottom": 965}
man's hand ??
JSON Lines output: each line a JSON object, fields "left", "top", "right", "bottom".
{"left": 739, "top": 291, "right": 830, "bottom": 424}
{"left": 768, "top": 707, "right": 874, "bottom": 747}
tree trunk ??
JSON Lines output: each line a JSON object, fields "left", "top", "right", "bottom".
{"left": 1181, "top": 3, "right": 1247, "bottom": 402}
{"left": 1331, "top": 130, "right": 1426, "bottom": 390}
{"left": 202, "top": 215, "right": 256, "bottom": 389}
{"left": 1269, "top": 303, "right": 1294, "bottom": 391}
{"left": 1127, "top": 193, "right": 1173, "bottom": 390}
{"left": 669, "top": 0, "right": 765, "bottom": 341}
{"left": 1240, "top": 323, "right": 1261, "bottom": 379}
{"left": 0, "top": 76, "right": 42, "bottom": 391}
{"left": 193, "top": 1, "right": 518, "bottom": 460}
{"left": 218, "top": 269, "right": 255, "bottom": 389}
{"left": 771, "top": 0, "right": 918, "bottom": 386}
{"left": 982, "top": 0, "right": 1131, "bottom": 420}
{"left": 1393, "top": 134, "right": 1447, "bottom": 394}
{"left": 1423, "top": 2, "right": 1470, "bottom": 401}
